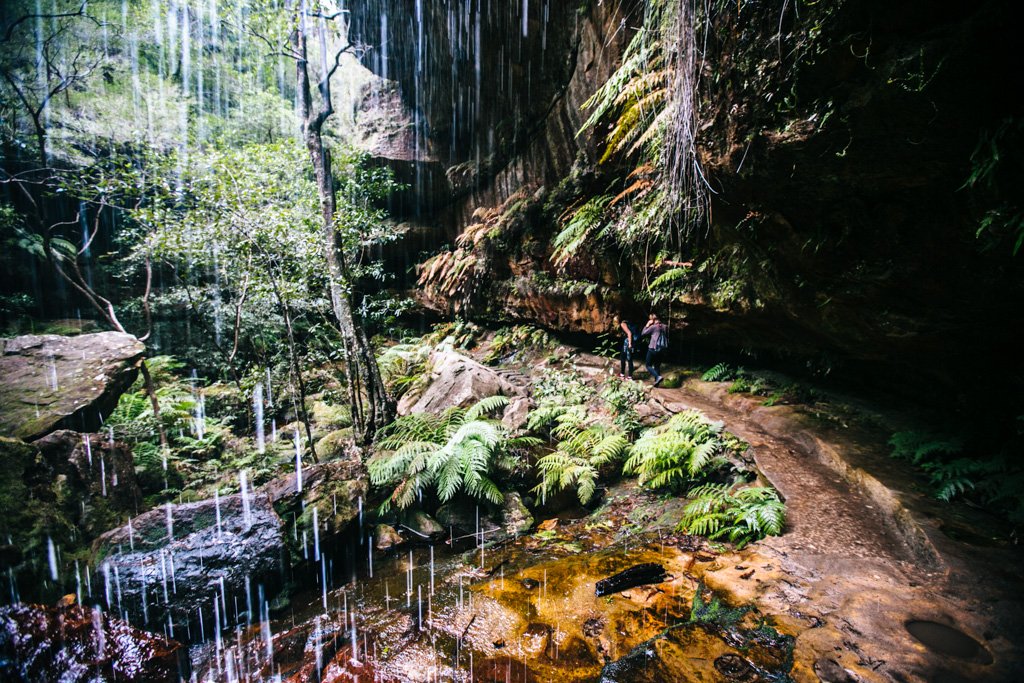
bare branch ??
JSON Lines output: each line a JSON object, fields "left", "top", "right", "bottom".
{"left": 79, "top": 197, "right": 104, "bottom": 254}
{"left": 2, "top": 1, "right": 90, "bottom": 42}
{"left": 137, "top": 249, "right": 153, "bottom": 342}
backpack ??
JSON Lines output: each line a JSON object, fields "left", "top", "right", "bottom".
{"left": 653, "top": 325, "right": 669, "bottom": 352}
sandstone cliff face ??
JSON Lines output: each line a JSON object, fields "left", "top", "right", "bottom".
{"left": 351, "top": 0, "right": 1022, "bottom": 398}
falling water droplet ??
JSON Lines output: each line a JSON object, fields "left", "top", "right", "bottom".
{"left": 47, "top": 537, "right": 58, "bottom": 581}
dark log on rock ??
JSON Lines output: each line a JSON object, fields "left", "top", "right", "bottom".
{"left": 595, "top": 563, "right": 667, "bottom": 597}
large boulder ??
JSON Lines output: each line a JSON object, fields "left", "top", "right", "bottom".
{"left": 1, "top": 433, "right": 140, "bottom": 601}
{"left": 92, "top": 492, "right": 284, "bottom": 629}
{"left": 397, "top": 349, "right": 528, "bottom": 417}
{"left": 0, "top": 332, "right": 145, "bottom": 441}
{"left": 0, "top": 598, "right": 189, "bottom": 682}
{"left": 33, "top": 430, "right": 142, "bottom": 529}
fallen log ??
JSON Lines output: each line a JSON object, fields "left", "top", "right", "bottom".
{"left": 595, "top": 563, "right": 667, "bottom": 597}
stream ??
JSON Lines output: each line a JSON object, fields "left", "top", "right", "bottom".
{"left": 192, "top": 486, "right": 796, "bottom": 682}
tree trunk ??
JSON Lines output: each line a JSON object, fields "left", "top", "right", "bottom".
{"left": 293, "top": 18, "right": 393, "bottom": 445}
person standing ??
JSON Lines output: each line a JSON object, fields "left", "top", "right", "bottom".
{"left": 641, "top": 313, "right": 669, "bottom": 386}
{"left": 614, "top": 316, "right": 640, "bottom": 378}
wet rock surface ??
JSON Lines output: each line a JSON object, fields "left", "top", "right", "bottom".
{"left": 33, "top": 429, "right": 142, "bottom": 526}
{"left": 264, "top": 456, "right": 369, "bottom": 537}
{"left": 0, "top": 599, "right": 188, "bottom": 682}
{"left": 0, "top": 332, "right": 145, "bottom": 440}
{"left": 92, "top": 492, "right": 285, "bottom": 629}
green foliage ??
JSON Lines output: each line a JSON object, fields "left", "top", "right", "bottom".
{"left": 526, "top": 369, "right": 595, "bottom": 433}
{"left": 533, "top": 368, "right": 595, "bottom": 406}
{"left": 600, "top": 376, "right": 647, "bottom": 434}
{"left": 551, "top": 194, "right": 612, "bottom": 269}
{"left": 623, "top": 411, "right": 728, "bottom": 490}
{"left": 579, "top": 23, "right": 668, "bottom": 164}
{"left": 689, "top": 581, "right": 750, "bottom": 627}
{"left": 701, "top": 363, "right": 737, "bottom": 382}
{"left": 422, "top": 319, "right": 483, "bottom": 349}
{"left": 483, "top": 325, "right": 554, "bottom": 365}
{"left": 889, "top": 429, "right": 1024, "bottom": 523}
{"left": 889, "top": 431, "right": 965, "bottom": 465}
{"left": 680, "top": 484, "right": 786, "bottom": 549}
{"left": 962, "top": 117, "right": 1024, "bottom": 255}
{"left": 647, "top": 267, "right": 693, "bottom": 305}
{"left": 368, "top": 396, "right": 541, "bottom": 512}
{"left": 377, "top": 342, "right": 432, "bottom": 398}
{"left": 533, "top": 412, "right": 629, "bottom": 505}
{"left": 889, "top": 430, "right": 990, "bottom": 502}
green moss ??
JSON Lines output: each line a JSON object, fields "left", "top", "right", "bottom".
{"left": 316, "top": 428, "right": 354, "bottom": 460}
{"left": 660, "top": 373, "right": 684, "bottom": 389}
{"left": 311, "top": 401, "right": 352, "bottom": 429}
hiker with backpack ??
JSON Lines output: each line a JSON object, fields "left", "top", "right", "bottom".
{"left": 614, "top": 316, "right": 641, "bottom": 379}
{"left": 641, "top": 313, "right": 670, "bottom": 386}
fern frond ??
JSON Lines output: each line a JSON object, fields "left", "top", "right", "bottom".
{"left": 465, "top": 394, "right": 510, "bottom": 422}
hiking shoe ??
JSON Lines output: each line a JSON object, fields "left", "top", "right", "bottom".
{"left": 653, "top": 376, "right": 663, "bottom": 387}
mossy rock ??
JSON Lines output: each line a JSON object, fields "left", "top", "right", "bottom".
{"left": 0, "top": 437, "right": 39, "bottom": 549}
{"left": 660, "top": 373, "right": 684, "bottom": 389}
{"left": 316, "top": 429, "right": 354, "bottom": 460}
{"left": 311, "top": 401, "right": 352, "bottom": 429}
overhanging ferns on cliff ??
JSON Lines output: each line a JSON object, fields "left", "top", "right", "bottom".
{"left": 576, "top": 0, "right": 709, "bottom": 245}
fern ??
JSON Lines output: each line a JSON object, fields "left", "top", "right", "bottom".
{"left": 378, "top": 342, "right": 432, "bottom": 398}
{"left": 647, "top": 267, "right": 690, "bottom": 304}
{"left": 551, "top": 194, "right": 613, "bottom": 269}
{"left": 369, "top": 395, "right": 531, "bottom": 512}
{"left": 623, "top": 411, "right": 727, "bottom": 490}
{"left": 888, "top": 431, "right": 964, "bottom": 465}
{"left": 533, "top": 418, "right": 629, "bottom": 505}
{"left": 701, "top": 363, "right": 736, "bottom": 383}
{"left": 680, "top": 484, "right": 785, "bottom": 549}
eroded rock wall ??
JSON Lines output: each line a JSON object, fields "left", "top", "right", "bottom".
{"left": 352, "top": 0, "right": 1023, "bottom": 399}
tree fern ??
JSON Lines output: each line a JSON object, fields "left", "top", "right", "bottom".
{"left": 680, "top": 484, "right": 785, "bottom": 549}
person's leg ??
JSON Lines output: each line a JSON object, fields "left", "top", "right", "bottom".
{"left": 645, "top": 348, "right": 661, "bottom": 383}
{"left": 620, "top": 341, "right": 627, "bottom": 376}
{"left": 626, "top": 346, "right": 634, "bottom": 377}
